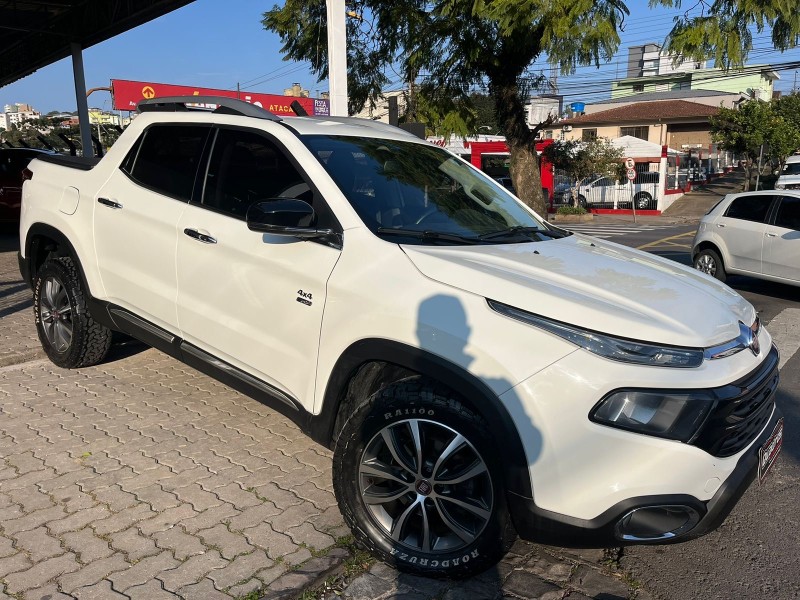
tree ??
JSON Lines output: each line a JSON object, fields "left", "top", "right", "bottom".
{"left": 655, "top": 1, "right": 800, "bottom": 69}
{"left": 263, "top": 1, "right": 630, "bottom": 216}
{"left": 710, "top": 99, "right": 800, "bottom": 190}
{"left": 541, "top": 138, "right": 623, "bottom": 207}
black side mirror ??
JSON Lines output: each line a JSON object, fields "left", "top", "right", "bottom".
{"left": 246, "top": 199, "right": 334, "bottom": 239}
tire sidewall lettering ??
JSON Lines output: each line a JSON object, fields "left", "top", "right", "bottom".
{"left": 384, "top": 407, "right": 435, "bottom": 420}
{"left": 388, "top": 548, "right": 479, "bottom": 569}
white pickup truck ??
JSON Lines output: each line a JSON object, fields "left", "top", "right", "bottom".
{"left": 18, "top": 96, "right": 782, "bottom": 577}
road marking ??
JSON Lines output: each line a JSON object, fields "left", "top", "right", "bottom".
{"left": 766, "top": 308, "right": 800, "bottom": 370}
{"left": 636, "top": 231, "right": 695, "bottom": 250}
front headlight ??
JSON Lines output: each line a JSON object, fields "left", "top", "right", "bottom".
{"left": 488, "top": 300, "right": 704, "bottom": 368}
{"left": 591, "top": 390, "right": 713, "bottom": 441}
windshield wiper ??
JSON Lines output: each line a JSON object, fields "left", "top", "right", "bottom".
{"left": 377, "top": 227, "right": 484, "bottom": 245}
{"left": 479, "top": 226, "right": 572, "bottom": 241}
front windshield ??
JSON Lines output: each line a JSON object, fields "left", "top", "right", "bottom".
{"left": 303, "top": 135, "right": 546, "bottom": 243}
{"left": 783, "top": 162, "right": 800, "bottom": 176}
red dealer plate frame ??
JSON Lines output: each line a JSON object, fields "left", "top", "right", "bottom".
{"left": 758, "top": 417, "right": 783, "bottom": 484}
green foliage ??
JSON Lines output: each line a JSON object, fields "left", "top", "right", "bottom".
{"left": 543, "top": 138, "right": 623, "bottom": 182}
{"left": 0, "top": 116, "right": 123, "bottom": 154}
{"left": 263, "top": 0, "right": 630, "bottom": 213}
{"left": 652, "top": 0, "right": 800, "bottom": 69}
{"left": 542, "top": 137, "right": 623, "bottom": 207}
{"left": 710, "top": 98, "right": 800, "bottom": 170}
{"left": 556, "top": 205, "right": 588, "bottom": 215}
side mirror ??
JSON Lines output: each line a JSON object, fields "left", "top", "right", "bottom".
{"left": 246, "top": 199, "right": 334, "bottom": 239}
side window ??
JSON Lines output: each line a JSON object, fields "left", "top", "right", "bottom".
{"left": 775, "top": 196, "right": 800, "bottom": 230}
{"left": 126, "top": 125, "right": 209, "bottom": 201}
{"left": 202, "top": 129, "right": 312, "bottom": 219}
{"left": 724, "top": 195, "right": 772, "bottom": 223}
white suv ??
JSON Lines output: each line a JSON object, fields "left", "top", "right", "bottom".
{"left": 19, "top": 97, "right": 783, "bottom": 578}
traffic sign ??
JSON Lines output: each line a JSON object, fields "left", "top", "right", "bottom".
{"left": 624, "top": 157, "right": 635, "bottom": 170}
{"left": 626, "top": 168, "right": 637, "bottom": 181}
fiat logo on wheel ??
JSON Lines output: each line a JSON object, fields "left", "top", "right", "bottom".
{"left": 415, "top": 480, "right": 432, "bottom": 496}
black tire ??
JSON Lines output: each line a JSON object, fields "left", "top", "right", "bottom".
{"left": 33, "top": 257, "right": 112, "bottom": 368}
{"left": 693, "top": 248, "right": 727, "bottom": 283}
{"left": 633, "top": 192, "right": 652, "bottom": 210}
{"left": 333, "top": 377, "right": 515, "bottom": 579}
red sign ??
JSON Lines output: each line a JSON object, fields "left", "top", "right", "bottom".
{"left": 111, "top": 79, "right": 330, "bottom": 117}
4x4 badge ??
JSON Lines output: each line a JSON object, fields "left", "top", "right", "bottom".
{"left": 296, "top": 289, "right": 312, "bottom": 306}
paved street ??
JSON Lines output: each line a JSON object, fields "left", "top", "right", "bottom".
{"left": 0, "top": 235, "right": 352, "bottom": 599}
{"left": 2, "top": 217, "right": 799, "bottom": 600}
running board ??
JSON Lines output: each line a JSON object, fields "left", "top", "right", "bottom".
{"left": 180, "top": 342, "right": 299, "bottom": 412}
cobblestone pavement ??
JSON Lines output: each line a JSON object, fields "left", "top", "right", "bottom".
{"left": 339, "top": 546, "right": 650, "bottom": 600}
{"left": 1, "top": 238, "right": 648, "bottom": 600}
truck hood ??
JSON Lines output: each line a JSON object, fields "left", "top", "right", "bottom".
{"left": 401, "top": 235, "right": 754, "bottom": 348}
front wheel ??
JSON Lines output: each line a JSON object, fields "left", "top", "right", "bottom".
{"left": 33, "top": 257, "right": 112, "bottom": 368}
{"left": 333, "top": 378, "right": 515, "bottom": 578}
{"left": 693, "top": 248, "right": 727, "bottom": 283}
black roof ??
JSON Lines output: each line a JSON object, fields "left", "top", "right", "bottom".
{"left": 0, "top": 0, "right": 195, "bottom": 88}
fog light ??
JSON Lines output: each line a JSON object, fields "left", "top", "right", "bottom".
{"left": 614, "top": 505, "right": 701, "bottom": 541}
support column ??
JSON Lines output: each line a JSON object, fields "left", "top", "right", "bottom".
{"left": 71, "top": 43, "right": 93, "bottom": 158}
{"left": 326, "top": 0, "right": 348, "bottom": 116}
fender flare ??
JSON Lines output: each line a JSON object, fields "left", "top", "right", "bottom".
{"left": 310, "top": 338, "right": 534, "bottom": 499}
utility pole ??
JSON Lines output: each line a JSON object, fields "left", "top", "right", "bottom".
{"left": 326, "top": 0, "right": 348, "bottom": 116}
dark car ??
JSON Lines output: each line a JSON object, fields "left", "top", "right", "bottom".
{"left": 0, "top": 148, "right": 51, "bottom": 223}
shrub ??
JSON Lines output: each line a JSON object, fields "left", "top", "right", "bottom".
{"left": 556, "top": 205, "right": 588, "bottom": 215}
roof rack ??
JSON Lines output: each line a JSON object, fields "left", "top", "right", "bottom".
{"left": 137, "top": 96, "right": 282, "bottom": 122}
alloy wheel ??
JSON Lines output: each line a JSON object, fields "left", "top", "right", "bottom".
{"left": 696, "top": 254, "right": 717, "bottom": 276}
{"left": 358, "top": 419, "right": 493, "bottom": 554}
{"left": 39, "top": 276, "right": 73, "bottom": 353}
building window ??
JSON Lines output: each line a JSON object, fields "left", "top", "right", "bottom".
{"left": 620, "top": 126, "right": 649, "bottom": 140}
{"left": 632, "top": 84, "right": 644, "bottom": 93}
{"left": 581, "top": 129, "right": 598, "bottom": 141}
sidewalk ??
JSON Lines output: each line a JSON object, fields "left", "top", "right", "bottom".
{"left": 660, "top": 172, "right": 745, "bottom": 222}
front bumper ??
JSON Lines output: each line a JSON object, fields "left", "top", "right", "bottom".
{"left": 508, "top": 403, "right": 783, "bottom": 547}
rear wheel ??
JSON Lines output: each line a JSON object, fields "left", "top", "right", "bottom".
{"left": 33, "top": 257, "right": 112, "bottom": 368}
{"left": 693, "top": 248, "right": 727, "bottom": 283}
{"left": 333, "top": 378, "right": 515, "bottom": 578}
{"left": 634, "top": 192, "right": 652, "bottom": 210}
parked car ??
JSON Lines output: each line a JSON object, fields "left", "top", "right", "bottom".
{"left": 0, "top": 148, "right": 51, "bottom": 223}
{"left": 565, "top": 172, "right": 659, "bottom": 210}
{"left": 774, "top": 155, "right": 800, "bottom": 191}
{"left": 19, "top": 96, "right": 782, "bottom": 578}
{"left": 493, "top": 175, "right": 515, "bottom": 193}
{"left": 692, "top": 190, "right": 800, "bottom": 287}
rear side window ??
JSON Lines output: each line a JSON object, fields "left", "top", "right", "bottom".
{"left": 775, "top": 196, "right": 800, "bottom": 230}
{"left": 724, "top": 195, "right": 772, "bottom": 223}
{"left": 125, "top": 125, "right": 210, "bottom": 201}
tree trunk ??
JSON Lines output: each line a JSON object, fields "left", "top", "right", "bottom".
{"left": 507, "top": 141, "right": 546, "bottom": 215}
{"left": 489, "top": 74, "right": 548, "bottom": 216}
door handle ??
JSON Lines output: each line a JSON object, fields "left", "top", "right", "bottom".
{"left": 183, "top": 228, "right": 217, "bottom": 244}
{"left": 765, "top": 232, "right": 777, "bottom": 237}
{"left": 715, "top": 223, "right": 726, "bottom": 228}
{"left": 97, "top": 197, "right": 122, "bottom": 209}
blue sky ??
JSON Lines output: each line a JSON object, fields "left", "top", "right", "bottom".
{"left": 2, "top": 0, "right": 798, "bottom": 114}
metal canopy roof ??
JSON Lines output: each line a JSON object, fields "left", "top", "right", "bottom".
{"left": 0, "top": 0, "right": 195, "bottom": 88}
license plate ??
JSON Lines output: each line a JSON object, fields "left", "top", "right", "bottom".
{"left": 758, "top": 418, "right": 783, "bottom": 484}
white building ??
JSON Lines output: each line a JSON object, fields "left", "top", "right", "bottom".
{"left": 0, "top": 103, "right": 40, "bottom": 130}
